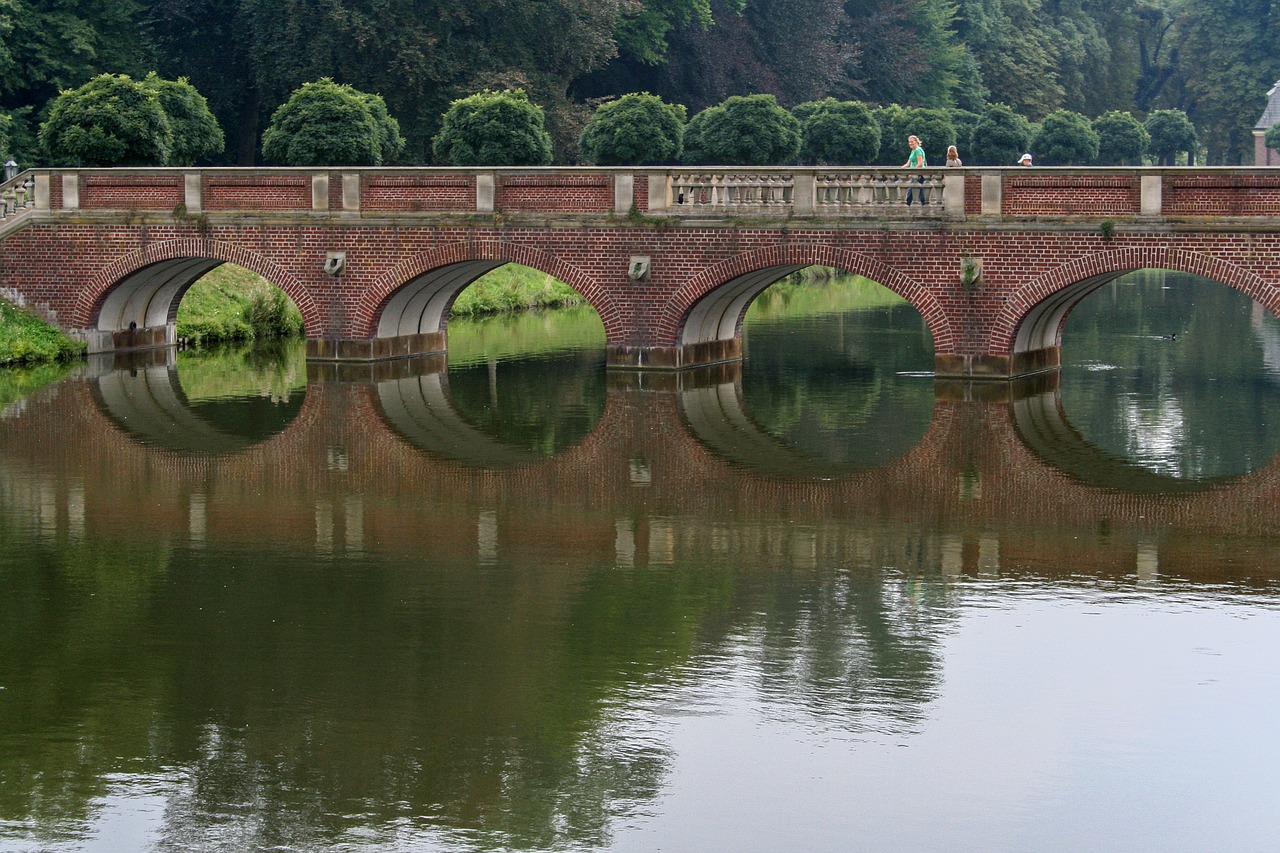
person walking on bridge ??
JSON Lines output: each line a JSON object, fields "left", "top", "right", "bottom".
{"left": 902, "top": 135, "right": 927, "bottom": 205}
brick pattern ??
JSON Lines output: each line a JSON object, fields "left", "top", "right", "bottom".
{"left": 204, "top": 175, "right": 311, "bottom": 211}
{"left": 81, "top": 175, "right": 184, "bottom": 210}
{"left": 1163, "top": 174, "right": 1280, "bottom": 216}
{"left": 1002, "top": 175, "right": 1139, "bottom": 216}
{"left": 964, "top": 175, "right": 982, "bottom": 215}
{"left": 362, "top": 174, "right": 475, "bottom": 212}
{"left": 495, "top": 174, "right": 612, "bottom": 212}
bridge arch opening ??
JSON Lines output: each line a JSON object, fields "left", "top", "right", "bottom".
{"left": 686, "top": 268, "right": 937, "bottom": 473}
{"left": 1054, "top": 269, "right": 1280, "bottom": 480}
{"left": 666, "top": 245, "right": 948, "bottom": 372}
{"left": 87, "top": 249, "right": 309, "bottom": 355}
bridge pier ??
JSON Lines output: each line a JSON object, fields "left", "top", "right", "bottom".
{"left": 605, "top": 339, "right": 742, "bottom": 370}
{"left": 306, "top": 332, "right": 446, "bottom": 362}
{"left": 934, "top": 346, "right": 1062, "bottom": 380}
{"left": 80, "top": 323, "right": 177, "bottom": 356}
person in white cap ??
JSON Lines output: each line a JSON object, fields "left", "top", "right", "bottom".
{"left": 1018, "top": 152, "right": 1033, "bottom": 166}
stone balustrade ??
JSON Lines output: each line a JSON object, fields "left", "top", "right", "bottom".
{"left": 0, "top": 173, "right": 35, "bottom": 222}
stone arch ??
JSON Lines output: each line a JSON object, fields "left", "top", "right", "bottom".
{"left": 76, "top": 237, "right": 317, "bottom": 334}
{"left": 661, "top": 242, "right": 952, "bottom": 352}
{"left": 358, "top": 240, "right": 611, "bottom": 341}
{"left": 996, "top": 247, "right": 1279, "bottom": 356}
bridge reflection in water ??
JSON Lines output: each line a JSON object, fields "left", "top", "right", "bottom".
{"left": 2, "top": 352, "right": 1278, "bottom": 582}
{"left": 2, "top": 352, "right": 1279, "bottom": 851}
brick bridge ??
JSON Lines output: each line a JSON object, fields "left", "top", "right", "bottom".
{"left": 4, "top": 166, "right": 1280, "bottom": 378}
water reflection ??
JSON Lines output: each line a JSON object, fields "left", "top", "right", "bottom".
{"left": 2, "top": 272, "right": 1280, "bottom": 851}
{"left": 1062, "top": 270, "right": 1280, "bottom": 479}
{"left": 88, "top": 342, "right": 305, "bottom": 454}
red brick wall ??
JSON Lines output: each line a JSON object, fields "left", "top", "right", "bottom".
{"left": 204, "top": 174, "right": 311, "bottom": 210}
{"left": 495, "top": 174, "right": 612, "bottom": 212}
{"left": 1163, "top": 174, "right": 1280, "bottom": 216}
{"left": 81, "top": 175, "right": 184, "bottom": 210}
{"left": 362, "top": 174, "right": 475, "bottom": 212}
{"left": 1002, "top": 174, "right": 1139, "bottom": 216}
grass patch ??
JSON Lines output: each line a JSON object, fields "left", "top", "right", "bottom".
{"left": 452, "top": 265, "right": 585, "bottom": 316}
{"left": 0, "top": 298, "right": 85, "bottom": 366}
{"left": 747, "top": 268, "right": 907, "bottom": 320}
{"left": 0, "top": 361, "right": 77, "bottom": 412}
{"left": 177, "top": 265, "right": 303, "bottom": 345}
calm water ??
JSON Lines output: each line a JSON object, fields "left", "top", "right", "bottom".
{"left": 2, "top": 271, "right": 1280, "bottom": 852}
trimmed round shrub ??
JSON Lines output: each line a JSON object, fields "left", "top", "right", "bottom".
{"left": 1033, "top": 109, "right": 1099, "bottom": 165}
{"left": 141, "top": 73, "right": 224, "bottom": 166}
{"left": 40, "top": 73, "right": 172, "bottom": 166}
{"left": 969, "top": 103, "right": 1032, "bottom": 166}
{"left": 1092, "top": 110, "right": 1149, "bottom": 165}
{"left": 262, "top": 78, "right": 402, "bottom": 166}
{"left": 579, "top": 92, "right": 686, "bottom": 165}
{"left": 1145, "top": 109, "right": 1197, "bottom": 166}
{"left": 432, "top": 89, "right": 553, "bottom": 167}
{"left": 680, "top": 94, "right": 800, "bottom": 166}
{"left": 798, "top": 100, "right": 880, "bottom": 165}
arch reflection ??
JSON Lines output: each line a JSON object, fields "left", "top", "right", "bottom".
{"left": 1013, "top": 385, "right": 1245, "bottom": 494}
{"left": 90, "top": 346, "right": 305, "bottom": 454}
{"left": 376, "top": 352, "right": 606, "bottom": 467}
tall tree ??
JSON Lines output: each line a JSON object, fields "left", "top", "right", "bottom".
{"left": 1178, "top": 0, "right": 1280, "bottom": 163}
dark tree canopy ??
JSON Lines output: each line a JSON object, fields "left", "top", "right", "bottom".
{"left": 579, "top": 92, "right": 686, "bottom": 165}
{"left": 432, "top": 89, "right": 553, "bottom": 167}
{"left": 2, "top": 0, "right": 1277, "bottom": 166}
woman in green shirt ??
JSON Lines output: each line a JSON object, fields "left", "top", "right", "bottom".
{"left": 902, "top": 134, "right": 927, "bottom": 206}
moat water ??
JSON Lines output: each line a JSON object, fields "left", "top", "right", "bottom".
{"left": 1, "top": 271, "right": 1278, "bottom": 852}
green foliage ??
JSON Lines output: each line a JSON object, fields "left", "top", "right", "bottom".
{"left": 797, "top": 100, "right": 880, "bottom": 166}
{"left": 262, "top": 78, "right": 402, "bottom": 166}
{"left": 871, "top": 105, "right": 908, "bottom": 166}
{"left": 947, "top": 107, "right": 981, "bottom": 155}
{"left": 0, "top": 298, "right": 84, "bottom": 366}
{"left": 1265, "top": 124, "right": 1280, "bottom": 153}
{"left": 1145, "top": 109, "right": 1197, "bottom": 166}
{"left": 898, "top": 107, "right": 956, "bottom": 165}
{"left": 176, "top": 264, "right": 303, "bottom": 346}
{"left": 451, "top": 264, "right": 586, "bottom": 317}
{"left": 614, "top": 0, "right": 741, "bottom": 65}
{"left": 680, "top": 105, "right": 718, "bottom": 166}
{"left": 679, "top": 94, "right": 799, "bottom": 166}
{"left": 1092, "top": 110, "right": 1148, "bottom": 165}
{"left": 579, "top": 92, "right": 686, "bottom": 165}
{"left": 969, "top": 103, "right": 1032, "bottom": 166}
{"left": 1032, "top": 108, "right": 1099, "bottom": 165}
{"left": 39, "top": 73, "right": 172, "bottom": 166}
{"left": 141, "top": 73, "right": 224, "bottom": 166}
{"left": 357, "top": 90, "right": 406, "bottom": 166}
{"left": 432, "top": 89, "right": 553, "bottom": 167}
